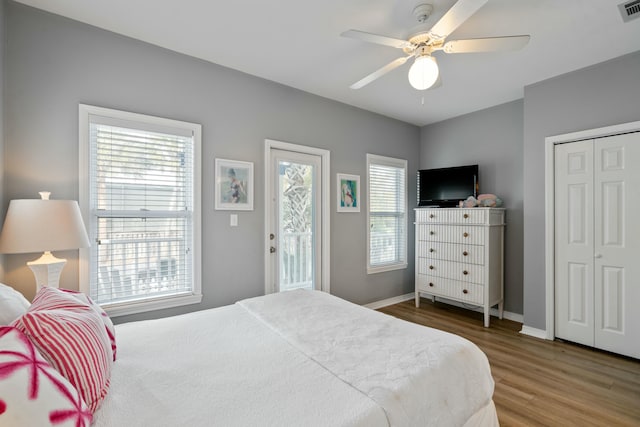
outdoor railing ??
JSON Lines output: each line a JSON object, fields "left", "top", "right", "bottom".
{"left": 98, "top": 230, "right": 318, "bottom": 299}
{"left": 95, "top": 232, "right": 187, "bottom": 302}
{"left": 280, "top": 231, "right": 313, "bottom": 291}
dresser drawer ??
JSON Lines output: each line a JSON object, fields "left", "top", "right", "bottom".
{"left": 417, "top": 275, "right": 483, "bottom": 305}
{"left": 418, "top": 241, "right": 484, "bottom": 265}
{"left": 416, "top": 208, "right": 487, "bottom": 224}
{"left": 416, "top": 224, "right": 485, "bottom": 245}
{"left": 417, "top": 258, "right": 485, "bottom": 284}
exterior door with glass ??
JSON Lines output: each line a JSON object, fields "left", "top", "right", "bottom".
{"left": 267, "top": 148, "right": 322, "bottom": 293}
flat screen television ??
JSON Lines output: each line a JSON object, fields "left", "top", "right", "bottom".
{"left": 418, "top": 165, "right": 479, "bottom": 207}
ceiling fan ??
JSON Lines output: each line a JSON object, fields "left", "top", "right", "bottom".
{"left": 341, "top": 0, "right": 530, "bottom": 90}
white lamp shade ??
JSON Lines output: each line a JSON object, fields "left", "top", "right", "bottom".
{"left": 408, "top": 55, "right": 439, "bottom": 90}
{"left": 0, "top": 199, "right": 90, "bottom": 254}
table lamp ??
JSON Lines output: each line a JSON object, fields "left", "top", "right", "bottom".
{"left": 0, "top": 192, "right": 90, "bottom": 290}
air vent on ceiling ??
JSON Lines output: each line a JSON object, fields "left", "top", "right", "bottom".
{"left": 619, "top": 0, "right": 640, "bottom": 22}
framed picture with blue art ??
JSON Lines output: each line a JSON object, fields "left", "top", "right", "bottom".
{"left": 337, "top": 173, "right": 360, "bottom": 212}
{"left": 215, "top": 158, "right": 254, "bottom": 210}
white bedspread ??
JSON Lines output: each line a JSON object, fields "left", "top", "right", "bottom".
{"left": 239, "top": 290, "right": 495, "bottom": 427}
{"left": 93, "top": 290, "right": 496, "bottom": 426}
{"left": 92, "top": 302, "right": 386, "bottom": 427}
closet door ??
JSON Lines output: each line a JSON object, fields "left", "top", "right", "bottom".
{"left": 593, "top": 133, "right": 640, "bottom": 358}
{"left": 555, "top": 140, "right": 595, "bottom": 346}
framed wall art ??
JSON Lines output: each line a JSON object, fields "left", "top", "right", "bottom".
{"left": 337, "top": 173, "right": 360, "bottom": 212}
{"left": 215, "top": 158, "right": 254, "bottom": 210}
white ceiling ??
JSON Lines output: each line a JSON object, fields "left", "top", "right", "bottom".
{"left": 14, "top": 0, "right": 640, "bottom": 126}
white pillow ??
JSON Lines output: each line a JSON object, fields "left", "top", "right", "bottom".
{"left": 0, "top": 283, "right": 30, "bottom": 325}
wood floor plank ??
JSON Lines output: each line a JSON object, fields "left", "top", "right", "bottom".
{"left": 379, "top": 298, "right": 640, "bottom": 426}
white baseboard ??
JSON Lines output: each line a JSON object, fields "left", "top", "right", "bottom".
{"left": 364, "top": 293, "right": 415, "bottom": 309}
{"left": 364, "top": 292, "right": 524, "bottom": 323}
{"left": 500, "top": 310, "right": 524, "bottom": 323}
{"left": 520, "top": 325, "right": 548, "bottom": 340}
{"left": 426, "top": 296, "right": 523, "bottom": 323}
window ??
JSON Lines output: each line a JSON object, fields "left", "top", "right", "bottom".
{"left": 79, "top": 105, "right": 201, "bottom": 316}
{"left": 367, "top": 154, "right": 408, "bottom": 274}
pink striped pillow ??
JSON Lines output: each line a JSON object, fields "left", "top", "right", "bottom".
{"left": 0, "top": 326, "right": 92, "bottom": 426}
{"left": 11, "top": 289, "right": 113, "bottom": 413}
{"left": 34, "top": 288, "right": 117, "bottom": 361}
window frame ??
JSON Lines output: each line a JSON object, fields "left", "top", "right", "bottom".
{"left": 78, "top": 104, "right": 202, "bottom": 317}
{"left": 366, "top": 153, "right": 408, "bottom": 274}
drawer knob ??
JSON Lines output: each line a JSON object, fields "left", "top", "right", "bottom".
{"left": 429, "top": 214, "right": 435, "bottom": 219}
{"left": 463, "top": 213, "right": 469, "bottom": 219}
{"left": 429, "top": 282, "right": 434, "bottom": 287}
{"left": 462, "top": 289, "right": 468, "bottom": 294}
{"left": 463, "top": 270, "right": 469, "bottom": 275}
{"left": 463, "top": 232, "right": 469, "bottom": 238}
{"left": 429, "top": 248, "right": 435, "bottom": 253}
{"left": 430, "top": 231, "right": 435, "bottom": 235}
{"left": 429, "top": 265, "right": 434, "bottom": 270}
{"left": 463, "top": 251, "right": 468, "bottom": 256}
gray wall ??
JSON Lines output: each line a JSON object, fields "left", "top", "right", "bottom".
{"left": 6, "top": 2, "right": 637, "bottom": 329}
{"left": 419, "top": 52, "right": 640, "bottom": 326}
{"left": 420, "top": 100, "right": 524, "bottom": 314}
{"left": 0, "top": 0, "right": 4, "bottom": 279}
{"left": 522, "top": 51, "right": 640, "bottom": 329}
{"left": 3, "top": 3, "right": 419, "bottom": 322}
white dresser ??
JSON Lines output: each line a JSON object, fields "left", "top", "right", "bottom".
{"left": 415, "top": 208, "right": 505, "bottom": 327}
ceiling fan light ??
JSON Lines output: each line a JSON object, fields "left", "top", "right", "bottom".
{"left": 408, "top": 55, "right": 439, "bottom": 90}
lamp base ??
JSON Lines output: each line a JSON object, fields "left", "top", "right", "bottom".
{"left": 27, "top": 251, "right": 67, "bottom": 290}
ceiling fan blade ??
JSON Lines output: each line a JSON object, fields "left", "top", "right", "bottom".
{"left": 443, "top": 35, "right": 530, "bottom": 53}
{"left": 350, "top": 56, "right": 411, "bottom": 89}
{"left": 428, "top": 0, "right": 489, "bottom": 39}
{"left": 341, "top": 30, "right": 412, "bottom": 49}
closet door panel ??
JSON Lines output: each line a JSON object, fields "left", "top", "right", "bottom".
{"left": 567, "top": 262, "right": 589, "bottom": 325}
{"left": 555, "top": 141, "right": 594, "bottom": 346}
{"left": 594, "top": 133, "right": 640, "bottom": 358}
{"left": 601, "top": 266, "right": 623, "bottom": 333}
{"left": 600, "top": 182, "right": 624, "bottom": 246}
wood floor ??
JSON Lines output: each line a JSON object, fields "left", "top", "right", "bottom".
{"left": 379, "top": 298, "right": 640, "bottom": 427}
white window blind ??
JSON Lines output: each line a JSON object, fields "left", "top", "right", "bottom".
{"left": 79, "top": 105, "right": 201, "bottom": 315}
{"left": 367, "top": 154, "right": 408, "bottom": 274}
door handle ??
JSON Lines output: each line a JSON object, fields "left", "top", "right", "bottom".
{"left": 594, "top": 253, "right": 603, "bottom": 259}
{"left": 270, "top": 246, "right": 276, "bottom": 254}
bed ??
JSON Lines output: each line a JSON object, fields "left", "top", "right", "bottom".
{"left": 91, "top": 289, "right": 498, "bottom": 426}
